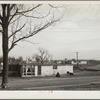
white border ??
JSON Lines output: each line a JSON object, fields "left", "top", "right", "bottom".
{"left": 0, "top": 1, "right": 100, "bottom": 4}
{"left": 0, "top": 1, "right": 100, "bottom": 99}
{"left": 0, "top": 91, "right": 100, "bottom": 99}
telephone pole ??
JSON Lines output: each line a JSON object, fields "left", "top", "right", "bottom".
{"left": 76, "top": 52, "right": 79, "bottom": 68}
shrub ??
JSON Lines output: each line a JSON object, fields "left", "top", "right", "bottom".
{"left": 67, "top": 71, "right": 73, "bottom": 75}
{"left": 56, "top": 72, "right": 60, "bottom": 77}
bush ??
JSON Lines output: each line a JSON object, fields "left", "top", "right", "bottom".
{"left": 67, "top": 71, "right": 73, "bottom": 75}
{"left": 56, "top": 72, "right": 60, "bottom": 77}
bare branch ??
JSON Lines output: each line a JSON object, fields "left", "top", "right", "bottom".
{"left": 10, "top": 15, "right": 21, "bottom": 24}
{"left": 8, "top": 42, "right": 24, "bottom": 52}
{"left": 9, "top": 4, "right": 16, "bottom": 11}
{"left": 19, "top": 10, "right": 51, "bottom": 19}
{"left": 22, "top": 40, "right": 39, "bottom": 45}
{"left": 0, "top": 14, "right": 3, "bottom": 22}
{"left": 8, "top": 23, "right": 26, "bottom": 39}
{"left": 49, "top": 4, "right": 58, "bottom": 8}
{"left": 8, "top": 4, "right": 43, "bottom": 24}
{"left": 8, "top": 8, "right": 18, "bottom": 24}
{"left": 8, "top": 43, "right": 17, "bottom": 52}
{"left": 7, "top": 4, "right": 63, "bottom": 52}
{"left": 49, "top": 4, "right": 65, "bottom": 8}
{"left": 8, "top": 32, "right": 17, "bottom": 52}
{"left": 12, "top": 17, "right": 61, "bottom": 45}
{"left": 7, "top": 5, "right": 10, "bottom": 21}
{"left": 17, "top": 4, "right": 42, "bottom": 14}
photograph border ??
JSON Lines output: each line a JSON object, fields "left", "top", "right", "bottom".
{"left": 0, "top": 0, "right": 100, "bottom": 99}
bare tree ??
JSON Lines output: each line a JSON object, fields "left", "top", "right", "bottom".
{"left": 0, "top": 4, "right": 63, "bottom": 88}
{"left": 33, "top": 48, "right": 52, "bottom": 64}
{"left": 18, "top": 56, "right": 23, "bottom": 63}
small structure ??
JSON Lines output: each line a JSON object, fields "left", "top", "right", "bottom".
{"left": 71, "top": 60, "right": 87, "bottom": 65}
{"left": 21, "top": 63, "right": 73, "bottom": 77}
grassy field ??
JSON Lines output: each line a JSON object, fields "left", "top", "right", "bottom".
{"left": 79, "top": 64, "right": 100, "bottom": 70}
{"left": 0, "top": 64, "right": 100, "bottom": 90}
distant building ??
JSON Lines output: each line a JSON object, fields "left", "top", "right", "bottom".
{"left": 71, "top": 60, "right": 87, "bottom": 65}
{"left": 50, "top": 60, "right": 66, "bottom": 64}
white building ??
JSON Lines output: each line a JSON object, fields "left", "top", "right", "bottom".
{"left": 21, "top": 63, "right": 73, "bottom": 77}
{"left": 71, "top": 60, "right": 87, "bottom": 65}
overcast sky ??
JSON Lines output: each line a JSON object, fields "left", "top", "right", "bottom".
{"left": 0, "top": 4, "right": 100, "bottom": 60}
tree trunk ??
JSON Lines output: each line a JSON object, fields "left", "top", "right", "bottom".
{"left": 1, "top": 5, "right": 9, "bottom": 88}
{"left": 1, "top": 26, "right": 9, "bottom": 88}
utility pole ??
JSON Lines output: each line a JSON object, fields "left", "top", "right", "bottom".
{"left": 76, "top": 52, "right": 79, "bottom": 68}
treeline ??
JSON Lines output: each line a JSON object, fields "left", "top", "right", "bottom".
{"left": 87, "top": 60, "right": 100, "bottom": 65}
{"left": 0, "top": 56, "right": 25, "bottom": 64}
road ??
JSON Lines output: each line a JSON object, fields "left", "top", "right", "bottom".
{"left": 0, "top": 76, "right": 100, "bottom": 90}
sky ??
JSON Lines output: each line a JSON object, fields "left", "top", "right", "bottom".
{"left": 0, "top": 4, "right": 100, "bottom": 60}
